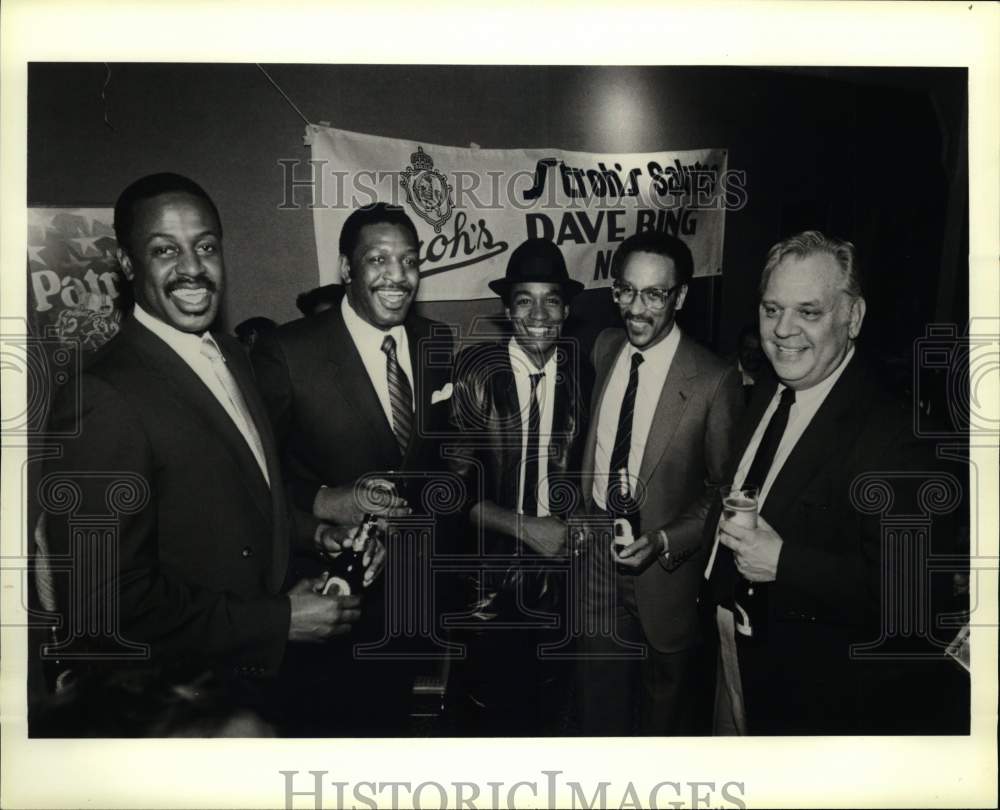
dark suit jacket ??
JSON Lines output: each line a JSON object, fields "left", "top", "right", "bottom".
{"left": 447, "top": 340, "right": 591, "bottom": 615}
{"left": 582, "top": 328, "right": 744, "bottom": 653}
{"left": 250, "top": 305, "right": 454, "bottom": 520}
{"left": 43, "top": 318, "right": 291, "bottom": 682}
{"left": 706, "top": 355, "right": 963, "bottom": 733}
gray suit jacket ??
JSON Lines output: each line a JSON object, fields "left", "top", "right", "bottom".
{"left": 582, "top": 328, "right": 743, "bottom": 652}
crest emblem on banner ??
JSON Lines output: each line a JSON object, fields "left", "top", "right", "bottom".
{"left": 400, "top": 146, "right": 453, "bottom": 233}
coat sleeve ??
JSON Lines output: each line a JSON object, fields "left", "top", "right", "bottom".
{"left": 446, "top": 349, "right": 488, "bottom": 523}
{"left": 659, "top": 362, "right": 745, "bottom": 571}
{"left": 42, "top": 374, "right": 290, "bottom": 676}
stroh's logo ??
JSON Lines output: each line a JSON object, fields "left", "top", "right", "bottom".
{"left": 400, "top": 146, "right": 453, "bottom": 233}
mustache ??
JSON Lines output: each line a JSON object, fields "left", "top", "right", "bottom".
{"left": 372, "top": 284, "right": 413, "bottom": 293}
{"left": 626, "top": 315, "right": 654, "bottom": 326}
{"left": 167, "top": 278, "right": 217, "bottom": 293}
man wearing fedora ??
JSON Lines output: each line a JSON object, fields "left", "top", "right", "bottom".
{"left": 446, "top": 238, "right": 592, "bottom": 734}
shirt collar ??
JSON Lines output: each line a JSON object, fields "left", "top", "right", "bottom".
{"left": 508, "top": 337, "right": 558, "bottom": 378}
{"left": 781, "top": 345, "right": 856, "bottom": 406}
{"left": 341, "top": 294, "right": 406, "bottom": 350}
{"left": 133, "top": 302, "right": 210, "bottom": 355}
{"left": 627, "top": 322, "right": 682, "bottom": 364}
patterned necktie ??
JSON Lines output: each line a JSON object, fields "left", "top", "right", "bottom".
{"left": 199, "top": 337, "right": 270, "bottom": 485}
{"left": 521, "top": 372, "right": 545, "bottom": 516}
{"left": 381, "top": 334, "right": 413, "bottom": 456}
{"left": 608, "top": 351, "right": 644, "bottom": 515}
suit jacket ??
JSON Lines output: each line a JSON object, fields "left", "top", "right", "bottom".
{"left": 582, "top": 328, "right": 744, "bottom": 653}
{"left": 447, "top": 340, "right": 592, "bottom": 615}
{"left": 705, "top": 355, "right": 962, "bottom": 733}
{"left": 43, "top": 318, "right": 291, "bottom": 682}
{"left": 251, "top": 305, "right": 454, "bottom": 522}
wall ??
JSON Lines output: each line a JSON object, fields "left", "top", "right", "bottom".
{"left": 27, "top": 64, "right": 966, "bottom": 357}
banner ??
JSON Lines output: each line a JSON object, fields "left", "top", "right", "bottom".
{"left": 27, "top": 207, "right": 124, "bottom": 351}
{"left": 306, "top": 125, "right": 736, "bottom": 301}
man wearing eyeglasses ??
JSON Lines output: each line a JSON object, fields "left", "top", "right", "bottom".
{"left": 575, "top": 230, "right": 743, "bottom": 735}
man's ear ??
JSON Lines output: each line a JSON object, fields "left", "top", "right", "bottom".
{"left": 674, "top": 283, "right": 689, "bottom": 311}
{"left": 338, "top": 254, "right": 351, "bottom": 285}
{"left": 116, "top": 247, "right": 134, "bottom": 282}
{"left": 848, "top": 296, "right": 867, "bottom": 339}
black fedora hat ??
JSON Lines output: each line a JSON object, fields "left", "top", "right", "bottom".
{"left": 487, "top": 238, "right": 585, "bottom": 299}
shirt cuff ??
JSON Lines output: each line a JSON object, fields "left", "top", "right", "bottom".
{"left": 658, "top": 529, "right": 670, "bottom": 559}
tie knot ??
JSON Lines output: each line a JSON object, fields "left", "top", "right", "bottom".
{"left": 381, "top": 334, "right": 397, "bottom": 358}
{"left": 529, "top": 372, "right": 544, "bottom": 389}
{"left": 200, "top": 335, "right": 223, "bottom": 362}
{"left": 779, "top": 387, "right": 796, "bottom": 407}
{"left": 631, "top": 352, "right": 645, "bottom": 369}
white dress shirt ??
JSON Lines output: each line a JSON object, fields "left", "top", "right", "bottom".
{"left": 592, "top": 324, "right": 682, "bottom": 510}
{"left": 341, "top": 295, "right": 414, "bottom": 428}
{"left": 133, "top": 303, "right": 269, "bottom": 484}
{"left": 509, "top": 338, "right": 558, "bottom": 516}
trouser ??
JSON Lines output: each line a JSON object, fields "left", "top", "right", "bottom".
{"left": 574, "top": 574, "right": 703, "bottom": 735}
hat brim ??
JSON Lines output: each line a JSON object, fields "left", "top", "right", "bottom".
{"left": 487, "top": 278, "right": 586, "bottom": 300}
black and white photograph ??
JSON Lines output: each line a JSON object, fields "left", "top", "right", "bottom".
{"left": 1, "top": 2, "right": 997, "bottom": 808}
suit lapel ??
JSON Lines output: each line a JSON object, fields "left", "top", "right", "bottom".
{"left": 761, "top": 356, "right": 867, "bottom": 522}
{"left": 636, "top": 332, "right": 695, "bottom": 483}
{"left": 125, "top": 320, "right": 273, "bottom": 523}
{"left": 324, "top": 309, "right": 400, "bottom": 465}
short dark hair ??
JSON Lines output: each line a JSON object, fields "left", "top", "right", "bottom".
{"left": 611, "top": 231, "right": 694, "bottom": 286}
{"left": 295, "top": 284, "right": 345, "bottom": 316}
{"left": 338, "top": 203, "right": 419, "bottom": 262}
{"left": 114, "top": 173, "right": 221, "bottom": 254}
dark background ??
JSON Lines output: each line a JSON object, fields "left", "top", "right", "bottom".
{"left": 28, "top": 64, "right": 968, "bottom": 368}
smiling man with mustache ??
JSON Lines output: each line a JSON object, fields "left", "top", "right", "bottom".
{"left": 40, "top": 173, "right": 362, "bottom": 736}
{"left": 575, "top": 230, "right": 743, "bottom": 735}
{"left": 252, "top": 202, "right": 455, "bottom": 735}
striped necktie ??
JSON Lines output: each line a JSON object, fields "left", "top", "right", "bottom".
{"left": 608, "top": 351, "right": 644, "bottom": 516}
{"left": 381, "top": 334, "right": 413, "bottom": 456}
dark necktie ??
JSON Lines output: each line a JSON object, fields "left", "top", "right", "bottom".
{"left": 381, "top": 334, "right": 413, "bottom": 456}
{"left": 608, "top": 351, "right": 644, "bottom": 516}
{"left": 521, "top": 372, "right": 544, "bottom": 516}
{"left": 721, "top": 386, "right": 797, "bottom": 641}
{"left": 741, "top": 386, "right": 796, "bottom": 492}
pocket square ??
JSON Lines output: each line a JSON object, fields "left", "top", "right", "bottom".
{"left": 431, "top": 382, "right": 453, "bottom": 405}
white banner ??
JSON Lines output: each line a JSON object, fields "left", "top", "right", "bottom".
{"left": 306, "top": 125, "right": 735, "bottom": 301}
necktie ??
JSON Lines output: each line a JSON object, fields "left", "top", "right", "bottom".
{"left": 608, "top": 351, "right": 644, "bottom": 515}
{"left": 200, "top": 337, "right": 270, "bottom": 485}
{"left": 741, "top": 386, "right": 796, "bottom": 492}
{"left": 381, "top": 334, "right": 413, "bottom": 456}
{"left": 521, "top": 372, "right": 544, "bottom": 516}
{"left": 725, "top": 386, "right": 796, "bottom": 642}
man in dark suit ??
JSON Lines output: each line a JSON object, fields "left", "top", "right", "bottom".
{"left": 575, "top": 231, "right": 744, "bottom": 735}
{"left": 707, "top": 230, "right": 966, "bottom": 734}
{"left": 446, "top": 238, "right": 591, "bottom": 734}
{"left": 252, "top": 203, "right": 454, "bottom": 733}
{"left": 40, "top": 173, "right": 361, "bottom": 735}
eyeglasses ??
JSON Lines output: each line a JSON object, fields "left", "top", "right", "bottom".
{"left": 612, "top": 283, "right": 682, "bottom": 311}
